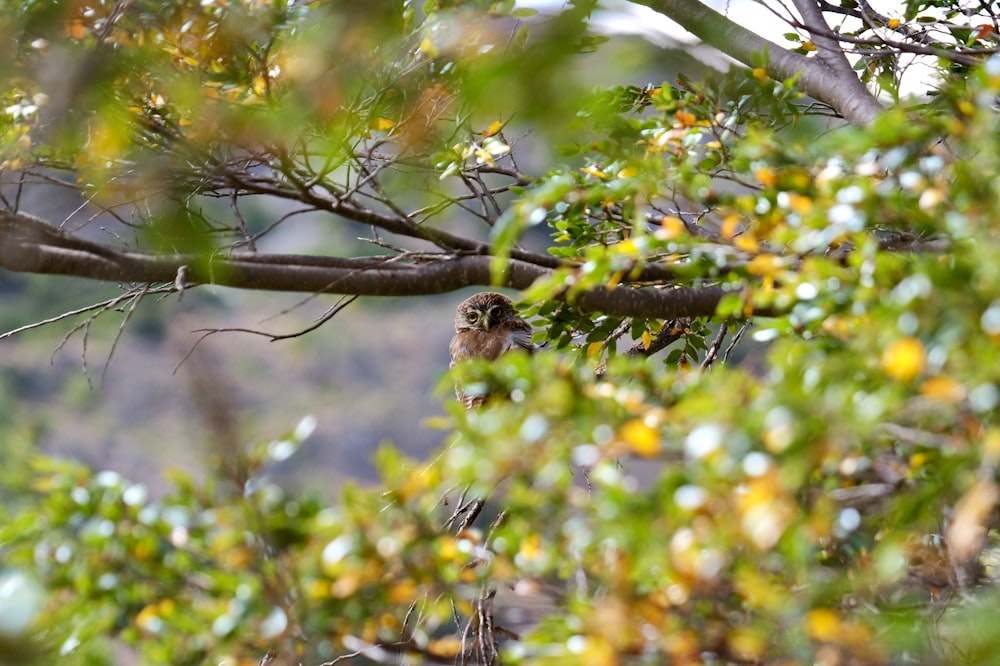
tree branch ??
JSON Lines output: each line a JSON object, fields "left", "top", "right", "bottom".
{"left": 212, "top": 166, "right": 565, "bottom": 270}
{"left": 0, "top": 210, "right": 725, "bottom": 320}
{"left": 633, "top": 0, "right": 884, "bottom": 125}
{"left": 788, "top": 0, "right": 887, "bottom": 123}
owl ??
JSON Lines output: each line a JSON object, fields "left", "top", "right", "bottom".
{"left": 449, "top": 292, "right": 533, "bottom": 408}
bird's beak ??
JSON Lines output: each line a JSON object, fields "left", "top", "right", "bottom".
{"left": 482, "top": 319, "right": 491, "bottom": 331}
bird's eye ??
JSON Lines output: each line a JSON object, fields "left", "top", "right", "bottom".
{"left": 487, "top": 306, "right": 501, "bottom": 318}
{"left": 466, "top": 311, "right": 479, "bottom": 323}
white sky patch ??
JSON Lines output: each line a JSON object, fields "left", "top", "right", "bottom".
{"left": 516, "top": 0, "right": 948, "bottom": 97}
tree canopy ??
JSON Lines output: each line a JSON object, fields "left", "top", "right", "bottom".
{"left": 4, "top": 0, "right": 1000, "bottom": 664}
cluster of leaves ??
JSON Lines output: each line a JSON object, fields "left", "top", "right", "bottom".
{"left": 5, "top": 1, "right": 1000, "bottom": 665}
{"left": 0, "top": 418, "right": 491, "bottom": 665}
{"left": 443, "top": 57, "right": 1000, "bottom": 663}
{"left": 5, "top": 59, "right": 1000, "bottom": 665}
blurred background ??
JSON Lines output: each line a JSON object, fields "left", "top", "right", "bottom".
{"left": 1, "top": 176, "right": 468, "bottom": 494}
{"left": 0, "top": 8, "right": 731, "bottom": 497}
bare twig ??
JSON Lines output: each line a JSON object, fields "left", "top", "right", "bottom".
{"left": 230, "top": 190, "right": 257, "bottom": 251}
{"left": 700, "top": 321, "right": 729, "bottom": 369}
{"left": 444, "top": 493, "right": 486, "bottom": 533}
{"left": 0, "top": 286, "right": 177, "bottom": 341}
{"left": 101, "top": 283, "right": 151, "bottom": 386}
{"left": 722, "top": 321, "right": 749, "bottom": 364}
{"left": 173, "top": 295, "right": 359, "bottom": 373}
{"left": 878, "top": 423, "right": 952, "bottom": 449}
{"left": 191, "top": 294, "right": 358, "bottom": 342}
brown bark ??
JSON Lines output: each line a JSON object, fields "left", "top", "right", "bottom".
{"left": 0, "top": 210, "right": 725, "bottom": 319}
{"left": 634, "top": 0, "right": 884, "bottom": 125}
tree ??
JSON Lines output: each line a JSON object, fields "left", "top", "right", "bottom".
{"left": 3, "top": 0, "right": 1000, "bottom": 664}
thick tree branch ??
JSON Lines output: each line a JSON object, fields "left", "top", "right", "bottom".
{"left": 633, "top": 0, "right": 884, "bottom": 125}
{"left": 0, "top": 210, "right": 724, "bottom": 319}
{"left": 788, "top": 0, "right": 887, "bottom": 123}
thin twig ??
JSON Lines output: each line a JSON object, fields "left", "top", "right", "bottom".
{"left": 230, "top": 190, "right": 257, "bottom": 251}
{"left": 101, "top": 283, "right": 151, "bottom": 386}
{"left": 174, "top": 295, "right": 358, "bottom": 373}
{"left": 700, "top": 321, "right": 729, "bottom": 370}
{"left": 0, "top": 285, "right": 178, "bottom": 341}
{"left": 723, "top": 321, "right": 749, "bottom": 364}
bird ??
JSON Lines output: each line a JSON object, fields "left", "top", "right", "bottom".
{"left": 449, "top": 292, "right": 533, "bottom": 408}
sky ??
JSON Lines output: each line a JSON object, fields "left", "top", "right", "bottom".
{"left": 516, "top": 0, "right": 944, "bottom": 98}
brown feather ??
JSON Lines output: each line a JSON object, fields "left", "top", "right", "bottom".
{"left": 449, "top": 292, "right": 533, "bottom": 408}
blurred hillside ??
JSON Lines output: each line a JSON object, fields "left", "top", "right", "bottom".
{"left": 0, "top": 153, "right": 492, "bottom": 496}
{"left": 0, "top": 265, "right": 467, "bottom": 494}
{"left": 0, "top": 31, "right": 713, "bottom": 495}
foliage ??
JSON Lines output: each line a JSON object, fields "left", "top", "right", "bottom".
{"left": 4, "top": 0, "right": 1000, "bottom": 665}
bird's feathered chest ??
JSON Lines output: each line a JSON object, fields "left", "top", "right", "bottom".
{"left": 449, "top": 321, "right": 532, "bottom": 367}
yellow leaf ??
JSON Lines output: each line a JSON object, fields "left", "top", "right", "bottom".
{"left": 728, "top": 627, "right": 767, "bottom": 661}
{"left": 747, "top": 253, "right": 783, "bottom": 276}
{"left": 620, "top": 418, "right": 661, "bottom": 457}
{"left": 752, "top": 67, "right": 768, "bottom": 84}
{"left": 920, "top": 376, "right": 966, "bottom": 403}
{"left": 131, "top": 539, "right": 154, "bottom": 561}
{"left": 387, "top": 579, "right": 418, "bottom": 604}
{"left": 821, "top": 315, "right": 851, "bottom": 339}
{"left": 919, "top": 187, "right": 945, "bottom": 210}
{"left": 587, "top": 341, "right": 604, "bottom": 357}
{"left": 473, "top": 147, "right": 495, "bottom": 167}
{"left": 361, "top": 618, "right": 379, "bottom": 643}
{"left": 734, "top": 568, "right": 783, "bottom": 611}
{"left": 428, "top": 636, "right": 462, "bottom": 658}
{"left": 617, "top": 165, "right": 638, "bottom": 178}
{"left": 985, "top": 428, "right": 1000, "bottom": 466}
{"left": 675, "top": 110, "right": 697, "bottom": 127}
{"left": 136, "top": 604, "right": 163, "bottom": 633}
{"left": 371, "top": 117, "right": 394, "bottom": 131}
{"left": 754, "top": 167, "right": 777, "bottom": 188}
{"left": 581, "top": 164, "right": 607, "bottom": 179}
{"left": 306, "top": 579, "right": 332, "bottom": 599}
{"left": 887, "top": 18, "right": 901, "bottom": 28}
{"left": 481, "top": 119, "right": 504, "bottom": 138}
{"left": 419, "top": 37, "right": 439, "bottom": 57}
{"left": 220, "top": 545, "right": 254, "bottom": 569}
{"left": 805, "top": 608, "right": 842, "bottom": 642}
{"left": 802, "top": 40, "right": 817, "bottom": 51}
{"left": 733, "top": 233, "right": 760, "bottom": 253}
{"left": 66, "top": 19, "right": 87, "bottom": 40}
{"left": 330, "top": 573, "right": 362, "bottom": 598}
{"left": 881, "top": 337, "right": 926, "bottom": 382}
{"left": 657, "top": 215, "right": 685, "bottom": 240}
{"left": 642, "top": 330, "right": 652, "bottom": 350}
{"left": 721, "top": 214, "right": 743, "bottom": 239}
{"left": 436, "top": 536, "right": 459, "bottom": 562}
{"left": 785, "top": 192, "right": 813, "bottom": 214}
{"left": 518, "top": 533, "right": 542, "bottom": 561}
{"left": 573, "top": 636, "right": 616, "bottom": 666}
